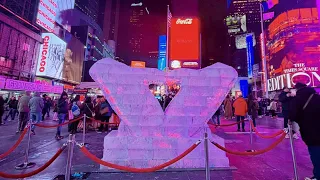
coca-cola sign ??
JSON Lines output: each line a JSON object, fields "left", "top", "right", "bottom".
{"left": 176, "top": 18, "right": 193, "bottom": 25}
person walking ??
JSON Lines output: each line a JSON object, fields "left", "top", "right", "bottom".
{"left": 269, "top": 99, "right": 277, "bottom": 118}
{"left": 17, "top": 92, "right": 31, "bottom": 133}
{"left": 279, "top": 87, "right": 298, "bottom": 139}
{"left": 29, "top": 92, "right": 44, "bottom": 135}
{"left": 233, "top": 95, "right": 248, "bottom": 132}
{"left": 56, "top": 92, "right": 69, "bottom": 140}
{"left": 97, "top": 96, "right": 113, "bottom": 133}
{"left": 211, "top": 105, "right": 222, "bottom": 125}
{"left": 4, "top": 96, "right": 18, "bottom": 122}
{"left": 248, "top": 94, "right": 259, "bottom": 129}
{"left": 68, "top": 95, "right": 82, "bottom": 134}
{"left": 0, "top": 96, "right": 5, "bottom": 125}
{"left": 224, "top": 95, "right": 233, "bottom": 120}
{"left": 83, "top": 96, "right": 94, "bottom": 130}
{"left": 289, "top": 83, "right": 320, "bottom": 180}
{"left": 42, "top": 94, "right": 50, "bottom": 121}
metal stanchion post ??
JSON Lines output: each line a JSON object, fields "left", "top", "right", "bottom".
{"left": 65, "top": 134, "right": 75, "bottom": 180}
{"left": 246, "top": 115, "right": 255, "bottom": 152}
{"left": 288, "top": 122, "right": 299, "bottom": 180}
{"left": 15, "top": 120, "right": 36, "bottom": 170}
{"left": 82, "top": 115, "right": 87, "bottom": 146}
{"left": 204, "top": 128, "right": 210, "bottom": 180}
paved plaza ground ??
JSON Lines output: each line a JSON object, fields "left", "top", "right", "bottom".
{"left": 0, "top": 113, "right": 314, "bottom": 180}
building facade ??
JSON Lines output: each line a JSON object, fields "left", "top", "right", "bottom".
{"left": 75, "top": 0, "right": 100, "bottom": 26}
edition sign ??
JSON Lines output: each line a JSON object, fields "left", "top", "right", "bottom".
{"left": 268, "top": 63, "right": 320, "bottom": 91}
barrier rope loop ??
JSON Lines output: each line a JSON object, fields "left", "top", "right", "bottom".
{"left": 88, "top": 117, "right": 120, "bottom": 125}
{"left": 0, "top": 127, "right": 29, "bottom": 159}
{"left": 212, "top": 120, "right": 248, "bottom": 127}
{"left": 211, "top": 132, "right": 286, "bottom": 156}
{"left": 35, "top": 116, "right": 83, "bottom": 128}
{"left": 0, "top": 145, "right": 66, "bottom": 179}
{"left": 250, "top": 121, "right": 286, "bottom": 139}
{"left": 79, "top": 140, "right": 201, "bottom": 173}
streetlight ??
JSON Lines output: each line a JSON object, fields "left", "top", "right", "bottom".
{"left": 259, "top": 1, "right": 269, "bottom": 98}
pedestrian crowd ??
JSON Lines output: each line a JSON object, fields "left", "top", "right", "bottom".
{"left": 0, "top": 91, "right": 119, "bottom": 140}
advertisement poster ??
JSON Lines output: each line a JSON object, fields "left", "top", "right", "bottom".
{"left": 225, "top": 14, "right": 247, "bottom": 34}
{"left": 246, "top": 34, "right": 254, "bottom": 78}
{"left": 36, "top": 0, "right": 58, "bottom": 32}
{"left": 63, "top": 33, "right": 84, "bottom": 84}
{"left": 235, "top": 33, "right": 256, "bottom": 49}
{"left": 158, "top": 35, "right": 167, "bottom": 71}
{"left": 36, "top": 33, "right": 66, "bottom": 79}
{"left": 267, "top": 32, "right": 320, "bottom": 91}
{"left": 169, "top": 18, "right": 200, "bottom": 69}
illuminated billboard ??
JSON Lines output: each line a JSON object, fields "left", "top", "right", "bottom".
{"left": 235, "top": 33, "right": 256, "bottom": 49}
{"left": 36, "top": 33, "right": 66, "bottom": 79}
{"left": 63, "top": 32, "right": 84, "bottom": 84}
{"left": 36, "top": 0, "right": 58, "bottom": 32}
{"left": 267, "top": 9, "right": 320, "bottom": 91}
{"left": 131, "top": 61, "right": 146, "bottom": 68}
{"left": 225, "top": 14, "right": 247, "bottom": 34}
{"left": 55, "top": 0, "right": 75, "bottom": 32}
{"left": 169, "top": 18, "right": 200, "bottom": 69}
{"left": 158, "top": 35, "right": 167, "bottom": 71}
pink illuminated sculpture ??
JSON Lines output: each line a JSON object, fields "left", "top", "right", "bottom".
{"left": 89, "top": 59, "right": 238, "bottom": 169}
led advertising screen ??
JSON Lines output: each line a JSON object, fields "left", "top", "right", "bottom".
{"left": 246, "top": 34, "right": 254, "bottom": 78}
{"left": 55, "top": 0, "right": 75, "bottom": 32}
{"left": 169, "top": 18, "right": 200, "bottom": 69}
{"left": 63, "top": 32, "right": 84, "bottom": 84}
{"left": 36, "top": 33, "right": 66, "bottom": 79}
{"left": 131, "top": 61, "right": 146, "bottom": 68}
{"left": 235, "top": 33, "right": 256, "bottom": 49}
{"left": 267, "top": 8, "right": 320, "bottom": 91}
{"left": 158, "top": 35, "right": 167, "bottom": 71}
{"left": 225, "top": 14, "right": 247, "bottom": 34}
{"left": 267, "top": 31, "right": 320, "bottom": 91}
{"left": 36, "top": 0, "right": 58, "bottom": 32}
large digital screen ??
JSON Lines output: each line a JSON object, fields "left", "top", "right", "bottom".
{"left": 267, "top": 30, "right": 320, "bottom": 91}
{"left": 158, "top": 35, "right": 167, "bottom": 71}
{"left": 36, "top": 33, "right": 66, "bottom": 79}
{"left": 235, "top": 33, "right": 256, "bottom": 49}
{"left": 225, "top": 14, "right": 247, "bottom": 34}
{"left": 36, "top": 0, "right": 58, "bottom": 32}
{"left": 63, "top": 32, "right": 84, "bottom": 84}
{"left": 169, "top": 18, "right": 200, "bottom": 69}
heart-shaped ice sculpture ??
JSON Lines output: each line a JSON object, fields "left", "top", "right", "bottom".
{"left": 90, "top": 59, "right": 238, "bottom": 169}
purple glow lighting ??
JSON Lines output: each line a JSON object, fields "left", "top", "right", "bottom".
{"left": 318, "top": 0, "right": 320, "bottom": 21}
{"left": 89, "top": 59, "right": 238, "bottom": 169}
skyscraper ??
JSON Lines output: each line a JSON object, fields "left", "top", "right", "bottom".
{"left": 117, "top": 0, "right": 168, "bottom": 68}
{"left": 75, "top": 0, "right": 100, "bottom": 26}
{"left": 230, "top": 0, "right": 261, "bottom": 24}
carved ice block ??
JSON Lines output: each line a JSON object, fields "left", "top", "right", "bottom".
{"left": 89, "top": 59, "right": 238, "bottom": 169}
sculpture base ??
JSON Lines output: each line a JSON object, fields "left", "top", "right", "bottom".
{"left": 100, "top": 127, "right": 229, "bottom": 170}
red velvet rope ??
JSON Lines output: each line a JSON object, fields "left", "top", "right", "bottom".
{"left": 211, "top": 132, "right": 286, "bottom": 156}
{"left": 80, "top": 141, "right": 201, "bottom": 173}
{"left": 35, "top": 116, "right": 83, "bottom": 128}
{"left": 0, "top": 146, "right": 65, "bottom": 179}
{"left": 0, "top": 127, "right": 28, "bottom": 159}
{"left": 250, "top": 121, "right": 285, "bottom": 139}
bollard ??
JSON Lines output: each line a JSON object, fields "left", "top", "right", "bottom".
{"left": 15, "top": 120, "right": 36, "bottom": 170}
{"left": 288, "top": 122, "right": 299, "bottom": 180}
{"left": 82, "top": 115, "right": 86, "bottom": 146}
{"left": 204, "top": 128, "right": 210, "bottom": 180}
{"left": 65, "top": 134, "right": 75, "bottom": 180}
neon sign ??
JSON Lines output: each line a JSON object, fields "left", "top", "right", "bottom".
{"left": 176, "top": 18, "right": 193, "bottom": 25}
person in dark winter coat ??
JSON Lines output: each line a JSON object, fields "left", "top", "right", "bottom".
{"left": 279, "top": 87, "right": 298, "bottom": 139}
{"left": 0, "top": 96, "right": 5, "bottom": 125}
{"left": 211, "top": 105, "right": 222, "bottom": 125}
{"left": 289, "top": 82, "right": 320, "bottom": 180}
{"left": 4, "top": 97, "right": 18, "bottom": 122}
{"left": 55, "top": 92, "right": 69, "bottom": 140}
{"left": 248, "top": 94, "right": 258, "bottom": 128}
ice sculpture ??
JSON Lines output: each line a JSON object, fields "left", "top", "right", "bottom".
{"left": 89, "top": 59, "right": 238, "bottom": 169}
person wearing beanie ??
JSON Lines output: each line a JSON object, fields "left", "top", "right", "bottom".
{"left": 28, "top": 92, "right": 44, "bottom": 135}
{"left": 55, "top": 91, "right": 69, "bottom": 140}
{"left": 289, "top": 82, "right": 320, "bottom": 180}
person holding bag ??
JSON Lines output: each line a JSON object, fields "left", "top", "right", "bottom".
{"left": 97, "top": 96, "right": 113, "bottom": 133}
{"left": 68, "top": 95, "right": 82, "bottom": 134}
{"left": 82, "top": 97, "right": 94, "bottom": 130}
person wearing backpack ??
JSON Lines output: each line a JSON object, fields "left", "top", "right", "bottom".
{"left": 289, "top": 82, "right": 320, "bottom": 180}
{"left": 68, "top": 95, "right": 82, "bottom": 134}
{"left": 55, "top": 91, "right": 69, "bottom": 140}
{"left": 97, "top": 96, "right": 113, "bottom": 133}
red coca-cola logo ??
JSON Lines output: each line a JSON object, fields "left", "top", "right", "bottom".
{"left": 176, "top": 18, "right": 193, "bottom": 25}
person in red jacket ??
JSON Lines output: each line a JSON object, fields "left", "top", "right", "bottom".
{"left": 233, "top": 95, "right": 248, "bottom": 132}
